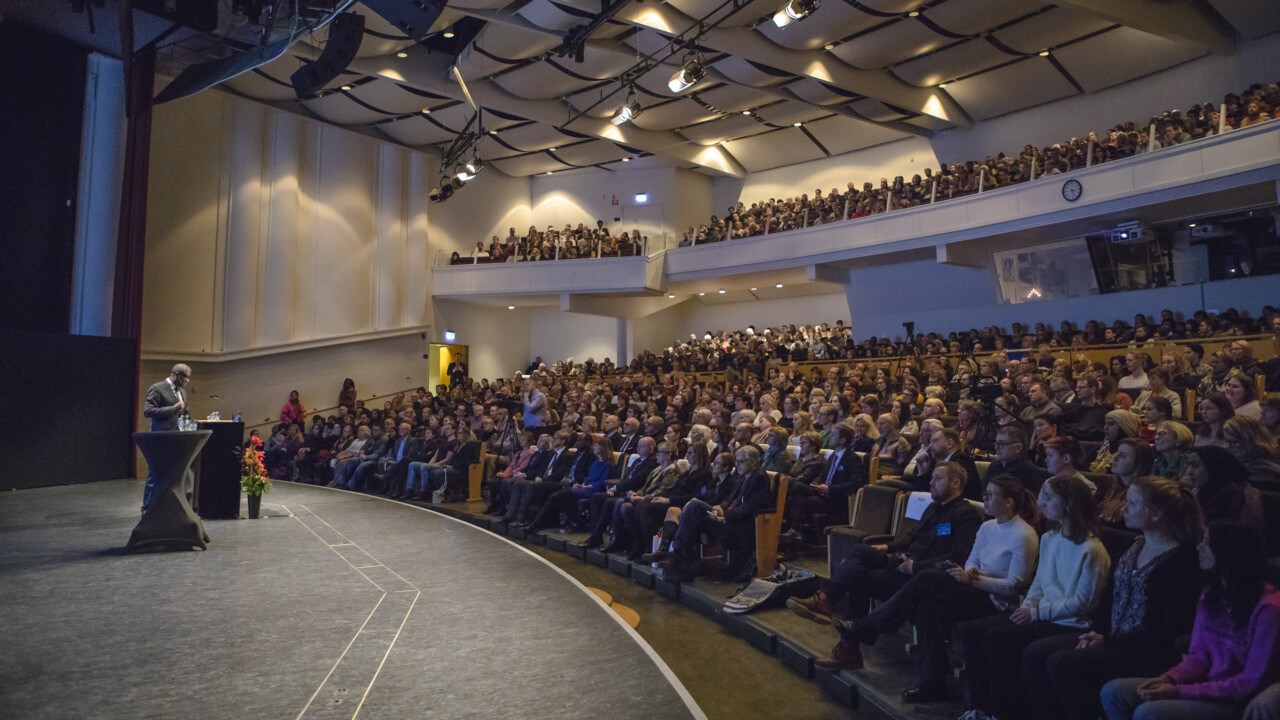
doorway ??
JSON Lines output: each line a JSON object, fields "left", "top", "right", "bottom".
{"left": 428, "top": 343, "right": 469, "bottom": 391}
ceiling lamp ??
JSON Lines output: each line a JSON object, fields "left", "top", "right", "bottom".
{"left": 455, "top": 157, "right": 484, "bottom": 183}
{"left": 668, "top": 53, "right": 706, "bottom": 93}
{"left": 611, "top": 86, "right": 643, "bottom": 126}
{"left": 773, "top": 0, "right": 820, "bottom": 28}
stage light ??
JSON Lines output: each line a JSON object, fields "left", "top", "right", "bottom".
{"left": 668, "top": 53, "right": 706, "bottom": 93}
{"left": 455, "top": 157, "right": 485, "bottom": 183}
{"left": 773, "top": 0, "right": 820, "bottom": 28}
{"left": 611, "top": 85, "right": 643, "bottom": 126}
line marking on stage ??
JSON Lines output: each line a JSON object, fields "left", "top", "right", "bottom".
{"left": 292, "top": 505, "right": 420, "bottom": 720}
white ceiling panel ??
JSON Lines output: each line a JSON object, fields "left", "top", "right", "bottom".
{"left": 517, "top": 0, "right": 591, "bottom": 32}
{"left": 679, "top": 114, "right": 770, "bottom": 144}
{"left": 945, "top": 56, "right": 1077, "bottom": 119}
{"left": 490, "top": 122, "right": 580, "bottom": 151}
{"left": 1054, "top": 27, "right": 1207, "bottom": 94}
{"left": 848, "top": 98, "right": 910, "bottom": 122}
{"left": 492, "top": 153, "right": 566, "bottom": 176}
{"left": 923, "top": 0, "right": 1049, "bottom": 37}
{"left": 712, "top": 57, "right": 794, "bottom": 87}
{"left": 493, "top": 63, "right": 605, "bottom": 100}
{"left": 991, "top": 6, "right": 1113, "bottom": 55}
{"left": 304, "top": 91, "right": 390, "bottom": 125}
{"left": 1207, "top": 0, "right": 1280, "bottom": 39}
{"left": 757, "top": 2, "right": 881, "bottom": 51}
{"left": 348, "top": 79, "right": 441, "bottom": 114}
{"left": 828, "top": 19, "right": 950, "bottom": 70}
{"left": 377, "top": 117, "right": 462, "bottom": 146}
{"left": 858, "top": 0, "right": 927, "bottom": 13}
{"left": 725, "top": 129, "right": 826, "bottom": 173}
{"left": 631, "top": 99, "right": 722, "bottom": 131}
{"left": 754, "top": 101, "right": 828, "bottom": 126}
{"left": 697, "top": 83, "right": 782, "bottom": 113}
{"left": 223, "top": 67, "right": 302, "bottom": 102}
{"left": 804, "top": 115, "right": 909, "bottom": 155}
{"left": 787, "top": 77, "right": 862, "bottom": 106}
{"left": 553, "top": 140, "right": 630, "bottom": 166}
{"left": 892, "top": 37, "right": 1011, "bottom": 87}
{"left": 664, "top": 0, "right": 776, "bottom": 28}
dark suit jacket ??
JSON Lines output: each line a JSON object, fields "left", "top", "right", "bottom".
{"left": 616, "top": 454, "right": 658, "bottom": 493}
{"left": 524, "top": 449, "right": 552, "bottom": 480}
{"left": 822, "top": 448, "right": 866, "bottom": 500}
{"left": 538, "top": 448, "right": 575, "bottom": 483}
{"left": 615, "top": 433, "right": 641, "bottom": 458}
{"left": 983, "top": 456, "right": 1051, "bottom": 495}
{"left": 724, "top": 469, "right": 773, "bottom": 522}
{"left": 891, "top": 495, "right": 983, "bottom": 573}
{"left": 144, "top": 379, "right": 185, "bottom": 431}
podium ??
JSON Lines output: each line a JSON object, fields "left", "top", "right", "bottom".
{"left": 128, "top": 431, "right": 211, "bottom": 552}
{"left": 194, "top": 420, "right": 245, "bottom": 519}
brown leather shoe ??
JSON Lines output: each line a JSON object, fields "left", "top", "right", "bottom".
{"left": 786, "top": 590, "right": 833, "bottom": 624}
{"left": 815, "top": 639, "right": 864, "bottom": 670}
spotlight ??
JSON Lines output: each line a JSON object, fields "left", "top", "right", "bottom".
{"left": 773, "top": 0, "right": 820, "bottom": 28}
{"left": 455, "top": 157, "right": 485, "bottom": 183}
{"left": 668, "top": 53, "right": 706, "bottom": 93}
{"left": 611, "top": 86, "right": 643, "bottom": 126}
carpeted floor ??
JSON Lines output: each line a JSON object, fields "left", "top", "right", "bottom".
{"left": 0, "top": 480, "right": 704, "bottom": 720}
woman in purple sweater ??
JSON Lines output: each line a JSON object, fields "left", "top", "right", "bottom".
{"left": 1102, "top": 521, "right": 1280, "bottom": 720}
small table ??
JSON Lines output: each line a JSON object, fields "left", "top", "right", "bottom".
{"left": 128, "top": 430, "right": 212, "bottom": 553}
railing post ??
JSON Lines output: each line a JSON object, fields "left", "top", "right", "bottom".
{"left": 884, "top": 192, "right": 891, "bottom": 213}
{"left": 930, "top": 179, "right": 937, "bottom": 203}
{"left": 554, "top": 241, "right": 560, "bottom": 261}
{"left": 596, "top": 238, "right": 601, "bottom": 258}
{"left": 643, "top": 235, "right": 648, "bottom": 256}
{"left": 978, "top": 167, "right": 986, "bottom": 193}
{"left": 764, "top": 217, "right": 770, "bottom": 236}
{"left": 843, "top": 193, "right": 851, "bottom": 219}
{"left": 1030, "top": 156, "right": 1038, "bottom": 180}
{"left": 1220, "top": 103, "right": 1228, "bottom": 134}
{"left": 1086, "top": 140, "right": 1093, "bottom": 167}
{"left": 803, "top": 208, "right": 809, "bottom": 226}
{"left": 1149, "top": 123, "right": 1157, "bottom": 152}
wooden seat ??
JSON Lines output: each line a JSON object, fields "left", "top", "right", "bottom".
{"left": 467, "top": 442, "right": 489, "bottom": 502}
{"left": 754, "top": 470, "right": 790, "bottom": 577}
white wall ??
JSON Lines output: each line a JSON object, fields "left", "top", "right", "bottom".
{"left": 530, "top": 166, "right": 714, "bottom": 251}
{"left": 529, "top": 310, "right": 621, "bottom": 366}
{"left": 428, "top": 165, "right": 532, "bottom": 257}
{"left": 143, "top": 89, "right": 433, "bottom": 356}
{"left": 432, "top": 300, "right": 533, "bottom": 381}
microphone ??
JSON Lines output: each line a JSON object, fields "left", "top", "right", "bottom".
{"left": 209, "top": 394, "right": 242, "bottom": 422}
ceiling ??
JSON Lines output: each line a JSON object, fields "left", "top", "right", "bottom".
{"left": 11, "top": 0, "right": 1278, "bottom": 178}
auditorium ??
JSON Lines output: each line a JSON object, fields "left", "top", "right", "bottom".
{"left": 3, "top": 1, "right": 1280, "bottom": 718}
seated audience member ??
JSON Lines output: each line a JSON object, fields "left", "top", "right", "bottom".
{"left": 328, "top": 425, "right": 372, "bottom": 487}
{"left": 1222, "top": 416, "right": 1280, "bottom": 491}
{"left": 1139, "top": 396, "right": 1175, "bottom": 444}
{"left": 337, "top": 425, "right": 388, "bottom": 490}
{"left": 873, "top": 412, "right": 913, "bottom": 475}
{"left": 1061, "top": 376, "right": 1110, "bottom": 441}
{"left": 1044, "top": 435, "right": 1096, "bottom": 494}
{"left": 954, "top": 475, "right": 1110, "bottom": 720}
{"left": 608, "top": 442, "right": 682, "bottom": 559}
{"left": 787, "top": 462, "right": 982, "bottom": 637}
{"left": 1194, "top": 394, "right": 1235, "bottom": 448}
{"left": 524, "top": 435, "right": 616, "bottom": 532}
{"left": 906, "top": 419, "right": 945, "bottom": 480}
{"left": 956, "top": 400, "right": 998, "bottom": 459}
{"left": 577, "top": 437, "right": 658, "bottom": 548}
{"left": 760, "top": 427, "right": 793, "bottom": 474}
{"left": 788, "top": 410, "right": 815, "bottom": 446}
{"left": 1023, "top": 477, "right": 1203, "bottom": 720}
{"left": 642, "top": 451, "right": 734, "bottom": 563}
{"left": 849, "top": 411, "right": 879, "bottom": 453}
{"left": 368, "top": 422, "right": 414, "bottom": 494}
{"left": 1262, "top": 398, "right": 1280, "bottom": 436}
{"left": 1190, "top": 446, "right": 1266, "bottom": 535}
{"left": 397, "top": 426, "right": 450, "bottom": 499}
{"left": 1134, "top": 368, "right": 1184, "bottom": 419}
{"left": 280, "top": 390, "right": 306, "bottom": 428}
{"left": 1152, "top": 421, "right": 1196, "bottom": 486}
{"left": 1097, "top": 439, "right": 1156, "bottom": 528}
{"left": 502, "top": 430, "right": 575, "bottom": 523}
{"left": 821, "top": 474, "right": 1040, "bottom": 699}
{"left": 1224, "top": 374, "right": 1263, "bottom": 420}
{"left": 1119, "top": 352, "right": 1152, "bottom": 391}
{"left": 486, "top": 431, "right": 539, "bottom": 515}
{"left": 788, "top": 425, "right": 865, "bottom": 537}
{"left": 421, "top": 427, "right": 480, "bottom": 501}
{"left": 984, "top": 426, "right": 1051, "bottom": 495}
{"left": 1091, "top": 410, "right": 1141, "bottom": 473}
{"left": 1021, "top": 382, "right": 1064, "bottom": 423}
{"left": 659, "top": 445, "right": 774, "bottom": 582}
{"left": 1101, "top": 522, "right": 1280, "bottom": 720}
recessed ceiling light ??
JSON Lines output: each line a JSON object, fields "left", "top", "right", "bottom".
{"left": 750, "top": 287, "right": 757, "bottom": 291}
{"left": 1039, "top": 50, "right": 1050, "bottom": 57}
{"left": 340, "top": 84, "right": 353, "bottom": 91}
{"left": 741, "top": 110, "right": 752, "bottom": 115}
{"left": 698, "top": 292, "right": 706, "bottom": 296}
{"left": 939, "top": 83, "right": 948, "bottom": 88}
{"left": 622, "top": 157, "right": 630, "bottom": 162}
{"left": 396, "top": 51, "right": 408, "bottom": 58}
{"left": 718, "top": 289, "right": 726, "bottom": 294}
{"left": 545, "top": 171, "right": 554, "bottom": 175}
{"left": 793, "top": 122, "right": 802, "bottom": 127}
{"left": 488, "top": 129, "right": 498, "bottom": 135}
{"left": 443, "top": 30, "right": 455, "bottom": 38}
{"left": 507, "top": 305, "right": 515, "bottom": 310}
{"left": 549, "top": 146, "right": 557, "bottom": 152}
{"left": 667, "top": 294, "right": 676, "bottom": 299}
{"left": 1188, "top": 223, "right": 1197, "bottom": 228}
{"left": 421, "top": 107, "right": 431, "bottom": 114}
{"left": 824, "top": 43, "right": 835, "bottom": 50}
{"left": 908, "top": 10, "right": 920, "bottom": 17}
{"left": 775, "top": 283, "right": 784, "bottom": 288}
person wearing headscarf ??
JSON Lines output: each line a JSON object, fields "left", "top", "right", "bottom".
{"left": 1090, "top": 410, "right": 1141, "bottom": 474}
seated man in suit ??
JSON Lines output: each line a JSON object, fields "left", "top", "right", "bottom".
{"left": 908, "top": 427, "right": 982, "bottom": 500}
{"left": 787, "top": 423, "right": 866, "bottom": 539}
{"left": 372, "top": 422, "right": 417, "bottom": 495}
{"left": 660, "top": 445, "right": 773, "bottom": 582}
{"left": 578, "top": 437, "right": 658, "bottom": 548}
{"left": 787, "top": 462, "right": 983, "bottom": 669}
{"left": 503, "top": 430, "right": 575, "bottom": 523}
{"left": 982, "top": 426, "right": 1050, "bottom": 495}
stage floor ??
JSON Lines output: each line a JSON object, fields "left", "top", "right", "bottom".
{"left": 0, "top": 480, "right": 705, "bottom": 720}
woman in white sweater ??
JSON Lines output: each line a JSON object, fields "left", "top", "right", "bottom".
{"left": 955, "top": 475, "right": 1111, "bottom": 720}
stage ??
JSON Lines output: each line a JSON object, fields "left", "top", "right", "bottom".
{"left": 0, "top": 480, "right": 705, "bottom": 720}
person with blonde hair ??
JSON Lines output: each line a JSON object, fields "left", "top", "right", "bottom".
{"left": 1152, "top": 421, "right": 1196, "bottom": 486}
{"left": 850, "top": 412, "right": 879, "bottom": 453}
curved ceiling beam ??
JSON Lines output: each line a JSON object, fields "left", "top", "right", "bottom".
{"left": 1052, "top": 0, "right": 1236, "bottom": 55}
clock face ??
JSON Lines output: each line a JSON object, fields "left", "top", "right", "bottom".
{"left": 1062, "top": 179, "right": 1082, "bottom": 202}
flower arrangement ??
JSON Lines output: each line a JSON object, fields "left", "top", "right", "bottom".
{"left": 239, "top": 436, "right": 271, "bottom": 497}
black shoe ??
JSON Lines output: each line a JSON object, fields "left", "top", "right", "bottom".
{"left": 577, "top": 537, "right": 602, "bottom": 549}
{"left": 639, "top": 550, "right": 668, "bottom": 563}
{"left": 902, "top": 686, "right": 948, "bottom": 704}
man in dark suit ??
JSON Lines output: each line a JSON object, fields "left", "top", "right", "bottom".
{"left": 910, "top": 428, "right": 982, "bottom": 500}
{"left": 140, "top": 363, "right": 192, "bottom": 513}
{"left": 373, "top": 423, "right": 416, "bottom": 495}
{"left": 662, "top": 445, "right": 773, "bottom": 582}
{"left": 982, "top": 426, "right": 1050, "bottom": 495}
{"left": 504, "top": 430, "right": 575, "bottom": 523}
{"left": 578, "top": 437, "right": 657, "bottom": 548}
{"left": 789, "top": 423, "right": 865, "bottom": 534}
{"left": 613, "top": 417, "right": 642, "bottom": 459}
